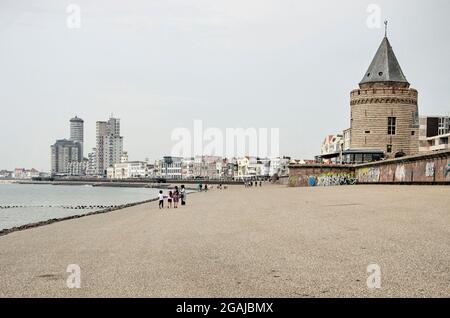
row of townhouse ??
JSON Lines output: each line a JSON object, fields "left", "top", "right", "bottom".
{"left": 106, "top": 156, "right": 291, "bottom": 180}
{"left": 6, "top": 168, "right": 41, "bottom": 179}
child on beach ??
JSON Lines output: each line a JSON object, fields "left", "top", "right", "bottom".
{"left": 158, "top": 190, "right": 164, "bottom": 209}
{"left": 173, "top": 186, "right": 179, "bottom": 208}
{"left": 167, "top": 191, "right": 173, "bottom": 208}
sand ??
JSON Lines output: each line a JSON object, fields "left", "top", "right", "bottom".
{"left": 0, "top": 184, "right": 449, "bottom": 298}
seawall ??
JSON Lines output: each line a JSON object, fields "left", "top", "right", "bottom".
{"left": 288, "top": 150, "right": 450, "bottom": 187}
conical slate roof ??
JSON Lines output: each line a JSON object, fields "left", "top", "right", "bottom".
{"left": 360, "top": 37, "right": 409, "bottom": 85}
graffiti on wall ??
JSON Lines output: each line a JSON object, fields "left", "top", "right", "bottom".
{"left": 358, "top": 167, "right": 380, "bottom": 183}
{"left": 445, "top": 162, "right": 450, "bottom": 178}
{"left": 308, "top": 173, "right": 356, "bottom": 187}
{"left": 395, "top": 165, "right": 406, "bottom": 182}
{"left": 288, "top": 175, "right": 299, "bottom": 187}
{"left": 425, "top": 162, "right": 435, "bottom": 177}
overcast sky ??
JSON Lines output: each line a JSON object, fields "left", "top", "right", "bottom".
{"left": 1, "top": 0, "right": 449, "bottom": 171}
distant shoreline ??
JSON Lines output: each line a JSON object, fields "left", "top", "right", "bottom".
{"left": 10, "top": 180, "right": 201, "bottom": 190}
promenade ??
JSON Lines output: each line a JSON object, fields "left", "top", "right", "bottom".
{"left": 0, "top": 185, "right": 449, "bottom": 297}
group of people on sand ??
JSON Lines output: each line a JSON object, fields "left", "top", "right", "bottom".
{"left": 244, "top": 180, "right": 262, "bottom": 188}
{"left": 158, "top": 185, "right": 187, "bottom": 209}
{"left": 198, "top": 183, "right": 227, "bottom": 191}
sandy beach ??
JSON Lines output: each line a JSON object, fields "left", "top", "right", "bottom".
{"left": 0, "top": 184, "right": 449, "bottom": 298}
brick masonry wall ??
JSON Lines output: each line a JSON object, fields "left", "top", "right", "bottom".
{"left": 350, "top": 87, "right": 419, "bottom": 158}
{"left": 287, "top": 165, "right": 355, "bottom": 187}
{"left": 356, "top": 150, "right": 450, "bottom": 184}
{"left": 288, "top": 150, "right": 450, "bottom": 187}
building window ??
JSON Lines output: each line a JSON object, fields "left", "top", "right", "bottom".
{"left": 388, "top": 117, "right": 396, "bottom": 135}
{"left": 438, "top": 117, "right": 450, "bottom": 135}
{"left": 411, "top": 131, "right": 415, "bottom": 136}
{"left": 387, "top": 144, "right": 393, "bottom": 153}
{"left": 355, "top": 154, "right": 363, "bottom": 163}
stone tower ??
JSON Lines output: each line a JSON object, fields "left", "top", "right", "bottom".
{"left": 350, "top": 36, "right": 419, "bottom": 158}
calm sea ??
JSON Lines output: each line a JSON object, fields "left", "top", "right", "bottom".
{"left": 0, "top": 183, "right": 161, "bottom": 230}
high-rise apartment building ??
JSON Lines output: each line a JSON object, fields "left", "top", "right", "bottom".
{"left": 50, "top": 116, "right": 84, "bottom": 176}
{"left": 70, "top": 116, "right": 84, "bottom": 157}
{"left": 95, "top": 117, "right": 124, "bottom": 176}
{"left": 50, "top": 139, "right": 82, "bottom": 175}
{"left": 86, "top": 148, "right": 97, "bottom": 176}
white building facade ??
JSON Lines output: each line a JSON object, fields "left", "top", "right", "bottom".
{"left": 96, "top": 117, "right": 124, "bottom": 176}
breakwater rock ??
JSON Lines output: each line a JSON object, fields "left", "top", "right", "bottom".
{"left": 0, "top": 198, "right": 159, "bottom": 237}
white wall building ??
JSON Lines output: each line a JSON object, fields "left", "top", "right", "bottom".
{"left": 96, "top": 117, "right": 124, "bottom": 176}
{"left": 321, "top": 134, "right": 343, "bottom": 156}
{"left": 14, "top": 168, "right": 40, "bottom": 179}
{"left": 67, "top": 160, "right": 88, "bottom": 176}
{"left": 157, "top": 156, "right": 182, "bottom": 180}
{"left": 107, "top": 161, "right": 148, "bottom": 179}
{"left": 269, "top": 157, "right": 290, "bottom": 177}
{"left": 87, "top": 149, "right": 97, "bottom": 176}
{"left": 181, "top": 157, "right": 195, "bottom": 179}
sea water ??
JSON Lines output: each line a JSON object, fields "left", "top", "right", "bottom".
{"left": 0, "top": 183, "right": 161, "bottom": 230}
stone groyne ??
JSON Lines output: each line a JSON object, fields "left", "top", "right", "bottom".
{"left": 0, "top": 198, "right": 159, "bottom": 237}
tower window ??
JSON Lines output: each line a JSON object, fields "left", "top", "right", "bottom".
{"left": 378, "top": 72, "right": 383, "bottom": 76}
{"left": 388, "top": 117, "right": 396, "bottom": 135}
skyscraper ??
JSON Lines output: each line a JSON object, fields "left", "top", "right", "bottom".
{"left": 95, "top": 117, "right": 124, "bottom": 176}
{"left": 50, "top": 116, "right": 84, "bottom": 176}
{"left": 70, "top": 116, "right": 84, "bottom": 157}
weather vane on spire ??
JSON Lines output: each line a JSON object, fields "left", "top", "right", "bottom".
{"left": 384, "top": 20, "right": 388, "bottom": 37}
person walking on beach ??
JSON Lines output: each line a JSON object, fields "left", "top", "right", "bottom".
{"left": 158, "top": 190, "right": 164, "bottom": 209}
{"left": 180, "top": 185, "right": 186, "bottom": 206}
{"left": 173, "top": 186, "right": 179, "bottom": 208}
{"left": 167, "top": 190, "right": 173, "bottom": 209}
